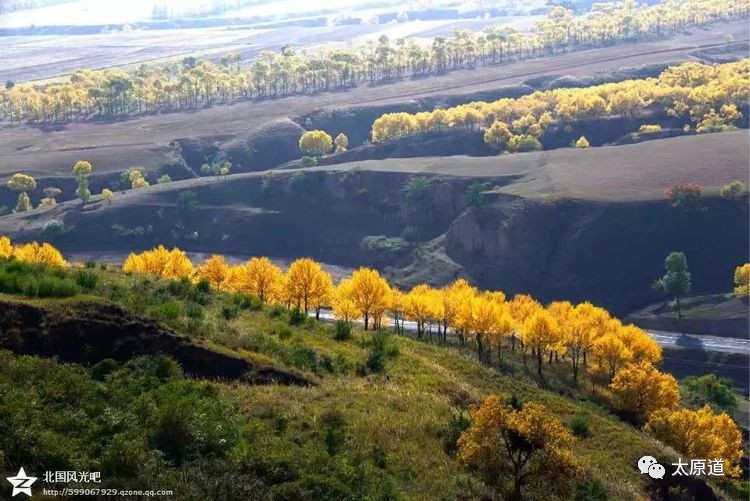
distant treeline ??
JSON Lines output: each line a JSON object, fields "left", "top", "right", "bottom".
{"left": 1, "top": 0, "right": 747, "bottom": 124}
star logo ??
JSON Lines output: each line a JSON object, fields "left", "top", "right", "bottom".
{"left": 6, "top": 467, "right": 37, "bottom": 497}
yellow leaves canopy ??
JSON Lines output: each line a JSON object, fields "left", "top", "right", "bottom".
{"left": 457, "top": 396, "right": 583, "bottom": 496}
{"left": 610, "top": 361, "right": 679, "bottom": 421}
{"left": 733, "top": 263, "right": 749, "bottom": 297}
{"left": 646, "top": 405, "right": 743, "bottom": 478}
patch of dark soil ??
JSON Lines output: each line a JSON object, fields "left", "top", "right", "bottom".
{"left": 645, "top": 469, "right": 720, "bottom": 501}
{"left": 0, "top": 299, "right": 313, "bottom": 385}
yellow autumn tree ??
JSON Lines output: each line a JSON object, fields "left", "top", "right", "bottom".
{"left": 333, "top": 132, "right": 349, "bottom": 153}
{"left": 565, "top": 302, "right": 607, "bottom": 380}
{"left": 12, "top": 242, "right": 68, "bottom": 267}
{"left": 457, "top": 396, "right": 583, "bottom": 499}
{"left": 574, "top": 136, "right": 590, "bottom": 148}
{"left": 610, "top": 361, "right": 680, "bottom": 422}
{"left": 0, "top": 236, "right": 12, "bottom": 259}
{"left": 343, "top": 267, "right": 391, "bottom": 330}
{"left": 733, "top": 263, "right": 749, "bottom": 297}
{"left": 616, "top": 324, "right": 662, "bottom": 365}
{"left": 520, "top": 309, "right": 561, "bottom": 376}
{"left": 195, "top": 255, "right": 231, "bottom": 291}
{"left": 591, "top": 332, "right": 632, "bottom": 382}
{"left": 234, "top": 256, "right": 283, "bottom": 302}
{"left": 299, "top": 130, "right": 333, "bottom": 156}
{"left": 646, "top": 405, "right": 743, "bottom": 478}
{"left": 163, "top": 248, "right": 194, "bottom": 280}
{"left": 284, "top": 258, "right": 332, "bottom": 314}
{"left": 7, "top": 173, "right": 37, "bottom": 212}
{"left": 332, "top": 278, "right": 360, "bottom": 324}
{"left": 101, "top": 188, "right": 113, "bottom": 205}
{"left": 403, "top": 284, "right": 438, "bottom": 339}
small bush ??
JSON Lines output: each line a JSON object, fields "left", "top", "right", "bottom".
{"left": 506, "top": 393, "right": 523, "bottom": 410}
{"left": 288, "top": 307, "right": 307, "bottom": 326}
{"left": 151, "top": 300, "right": 182, "bottom": 321}
{"left": 289, "top": 347, "right": 318, "bottom": 370}
{"left": 231, "top": 292, "right": 262, "bottom": 311}
{"left": 720, "top": 180, "right": 746, "bottom": 201}
{"left": 35, "top": 277, "right": 79, "bottom": 298}
{"left": 569, "top": 415, "right": 590, "bottom": 438}
{"left": 195, "top": 279, "right": 211, "bottom": 295}
{"left": 186, "top": 303, "right": 205, "bottom": 321}
{"left": 221, "top": 304, "right": 240, "bottom": 320}
{"left": 74, "top": 270, "right": 99, "bottom": 291}
{"left": 300, "top": 156, "right": 318, "bottom": 167}
{"left": 638, "top": 124, "right": 662, "bottom": 134}
{"left": 41, "top": 219, "right": 68, "bottom": 236}
{"left": 574, "top": 478, "right": 608, "bottom": 500}
{"left": 276, "top": 325, "right": 293, "bottom": 340}
{"left": 268, "top": 304, "right": 287, "bottom": 318}
{"left": 333, "top": 320, "right": 352, "bottom": 341}
{"left": 442, "top": 412, "right": 471, "bottom": 457}
{"left": 320, "top": 409, "right": 346, "bottom": 456}
{"left": 365, "top": 350, "right": 385, "bottom": 373}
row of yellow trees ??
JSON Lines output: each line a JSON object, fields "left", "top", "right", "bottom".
{"left": 1, "top": 0, "right": 747, "bottom": 123}
{"left": 120, "top": 246, "right": 657, "bottom": 381}
{"left": 0, "top": 237, "right": 743, "bottom": 476}
{"left": 371, "top": 60, "right": 749, "bottom": 150}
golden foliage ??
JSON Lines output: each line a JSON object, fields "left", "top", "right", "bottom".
{"left": 646, "top": 405, "right": 743, "bottom": 477}
{"left": 610, "top": 361, "right": 679, "bottom": 421}
{"left": 371, "top": 60, "right": 749, "bottom": 152}
{"left": 733, "top": 263, "right": 749, "bottom": 297}
{"left": 457, "top": 396, "right": 583, "bottom": 497}
{"left": 11, "top": 241, "right": 68, "bottom": 267}
{"left": 299, "top": 130, "right": 333, "bottom": 156}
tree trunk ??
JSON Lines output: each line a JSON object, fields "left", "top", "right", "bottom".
{"left": 537, "top": 352, "right": 543, "bottom": 376}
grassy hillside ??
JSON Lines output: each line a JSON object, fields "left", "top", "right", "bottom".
{"left": 1, "top": 259, "right": 739, "bottom": 500}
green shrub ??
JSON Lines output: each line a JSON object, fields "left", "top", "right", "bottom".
{"left": 186, "top": 303, "right": 205, "bottom": 321}
{"left": 569, "top": 415, "right": 590, "bottom": 438}
{"left": 683, "top": 374, "right": 738, "bottom": 414}
{"left": 269, "top": 304, "right": 287, "bottom": 318}
{"left": 365, "top": 350, "right": 385, "bottom": 373}
{"left": 574, "top": 478, "right": 608, "bottom": 500}
{"left": 301, "top": 156, "right": 318, "bottom": 167}
{"left": 41, "top": 218, "right": 68, "bottom": 236}
{"left": 195, "top": 279, "right": 211, "bottom": 295}
{"left": 74, "top": 270, "right": 99, "bottom": 291}
{"left": 276, "top": 326, "right": 293, "bottom": 340}
{"left": 289, "top": 347, "right": 318, "bottom": 370}
{"left": 320, "top": 409, "right": 345, "bottom": 456}
{"left": 231, "top": 292, "right": 262, "bottom": 311}
{"left": 35, "top": 277, "right": 79, "bottom": 298}
{"left": 333, "top": 320, "right": 352, "bottom": 341}
{"left": 221, "top": 304, "right": 240, "bottom": 320}
{"left": 720, "top": 180, "right": 746, "bottom": 201}
{"left": 506, "top": 393, "right": 523, "bottom": 410}
{"left": 288, "top": 307, "right": 307, "bottom": 326}
{"left": 442, "top": 412, "right": 470, "bottom": 456}
{"left": 151, "top": 300, "right": 182, "bottom": 321}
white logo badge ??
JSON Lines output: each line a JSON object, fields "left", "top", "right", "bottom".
{"left": 6, "top": 467, "right": 37, "bottom": 497}
{"left": 638, "top": 456, "right": 665, "bottom": 479}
